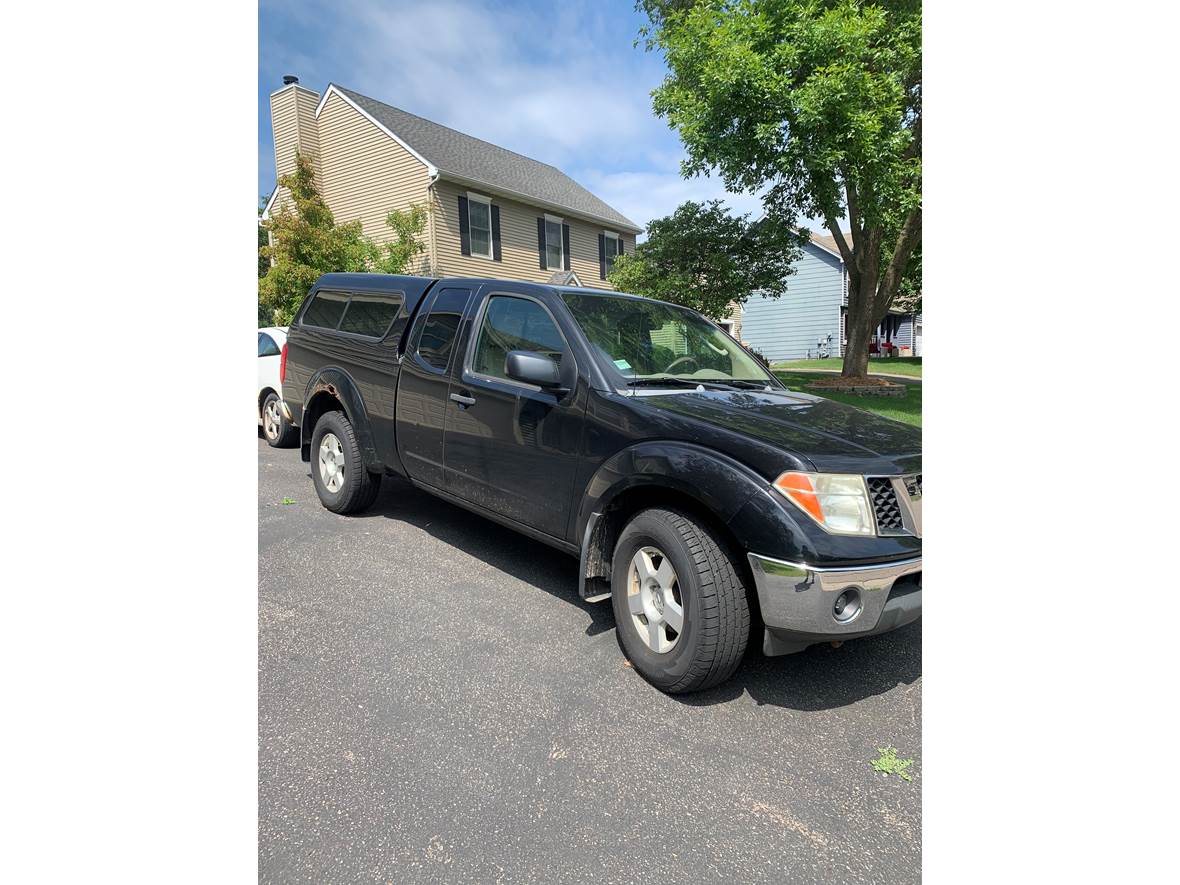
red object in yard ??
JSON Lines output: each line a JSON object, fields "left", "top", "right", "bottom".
{"left": 280, "top": 342, "right": 288, "bottom": 383}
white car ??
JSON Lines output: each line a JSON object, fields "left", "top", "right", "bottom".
{"left": 258, "top": 327, "right": 297, "bottom": 447}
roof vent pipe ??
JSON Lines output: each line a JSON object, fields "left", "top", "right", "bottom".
{"left": 282, "top": 75, "right": 299, "bottom": 86}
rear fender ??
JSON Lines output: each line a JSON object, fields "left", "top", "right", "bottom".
{"left": 300, "top": 367, "right": 381, "bottom": 471}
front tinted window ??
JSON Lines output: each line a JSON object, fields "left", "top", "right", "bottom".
{"left": 258, "top": 333, "right": 280, "bottom": 357}
{"left": 472, "top": 296, "right": 565, "bottom": 380}
{"left": 339, "top": 293, "right": 402, "bottom": 338}
{"left": 301, "top": 290, "right": 349, "bottom": 329}
{"left": 416, "top": 288, "right": 470, "bottom": 371}
{"left": 562, "top": 292, "right": 772, "bottom": 383}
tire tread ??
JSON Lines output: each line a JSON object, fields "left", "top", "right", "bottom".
{"left": 618, "top": 507, "right": 750, "bottom": 693}
{"left": 311, "top": 411, "right": 380, "bottom": 514}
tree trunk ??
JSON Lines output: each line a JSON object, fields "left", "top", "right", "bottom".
{"left": 842, "top": 295, "right": 873, "bottom": 379}
{"left": 837, "top": 213, "right": 921, "bottom": 380}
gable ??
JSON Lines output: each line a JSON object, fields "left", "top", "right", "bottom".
{"left": 314, "top": 90, "right": 433, "bottom": 250}
{"left": 328, "top": 85, "right": 641, "bottom": 233}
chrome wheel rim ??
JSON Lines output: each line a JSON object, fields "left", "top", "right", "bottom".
{"left": 318, "top": 432, "right": 345, "bottom": 493}
{"left": 263, "top": 399, "right": 281, "bottom": 439}
{"left": 626, "top": 546, "right": 684, "bottom": 654}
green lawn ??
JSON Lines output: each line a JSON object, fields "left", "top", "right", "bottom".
{"left": 773, "top": 371, "right": 922, "bottom": 427}
{"left": 771, "top": 356, "right": 922, "bottom": 378}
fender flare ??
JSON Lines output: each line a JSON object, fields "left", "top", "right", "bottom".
{"left": 573, "top": 441, "right": 772, "bottom": 598}
{"left": 300, "top": 366, "right": 381, "bottom": 471}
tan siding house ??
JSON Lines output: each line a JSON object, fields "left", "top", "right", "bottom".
{"left": 264, "top": 79, "right": 640, "bottom": 287}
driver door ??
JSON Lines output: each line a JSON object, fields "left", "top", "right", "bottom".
{"left": 442, "top": 286, "right": 583, "bottom": 540}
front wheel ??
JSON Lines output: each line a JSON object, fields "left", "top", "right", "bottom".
{"left": 611, "top": 508, "right": 750, "bottom": 693}
{"left": 309, "top": 411, "right": 381, "bottom": 514}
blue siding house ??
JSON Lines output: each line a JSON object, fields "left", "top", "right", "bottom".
{"left": 739, "top": 231, "right": 922, "bottom": 361}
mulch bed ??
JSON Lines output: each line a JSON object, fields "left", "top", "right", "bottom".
{"left": 805, "top": 376, "right": 907, "bottom": 397}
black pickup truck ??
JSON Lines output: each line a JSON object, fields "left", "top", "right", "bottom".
{"left": 281, "top": 273, "right": 921, "bottom": 693}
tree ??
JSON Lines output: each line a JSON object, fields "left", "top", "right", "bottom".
{"left": 607, "top": 199, "right": 803, "bottom": 319}
{"left": 258, "top": 153, "right": 429, "bottom": 325}
{"left": 640, "top": 0, "right": 921, "bottom": 378}
{"left": 258, "top": 196, "right": 270, "bottom": 280}
{"left": 374, "top": 204, "right": 428, "bottom": 276}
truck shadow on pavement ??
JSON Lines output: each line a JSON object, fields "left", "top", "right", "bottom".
{"left": 356, "top": 474, "right": 920, "bottom": 712}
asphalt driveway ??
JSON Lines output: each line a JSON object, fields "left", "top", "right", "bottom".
{"left": 259, "top": 437, "right": 921, "bottom": 883}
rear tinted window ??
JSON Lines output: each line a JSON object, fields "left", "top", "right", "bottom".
{"left": 258, "top": 332, "right": 280, "bottom": 357}
{"left": 301, "top": 290, "right": 349, "bottom": 329}
{"left": 339, "top": 293, "right": 402, "bottom": 338}
{"left": 417, "top": 288, "right": 471, "bottom": 371}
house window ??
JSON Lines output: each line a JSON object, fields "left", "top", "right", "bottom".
{"left": 468, "top": 194, "right": 492, "bottom": 258}
{"left": 545, "top": 216, "right": 563, "bottom": 270}
{"left": 604, "top": 232, "right": 622, "bottom": 274}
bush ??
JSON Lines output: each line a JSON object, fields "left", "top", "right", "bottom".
{"left": 744, "top": 345, "right": 770, "bottom": 368}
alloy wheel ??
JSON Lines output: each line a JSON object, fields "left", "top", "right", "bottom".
{"left": 318, "top": 432, "right": 345, "bottom": 493}
{"left": 263, "top": 399, "right": 282, "bottom": 439}
{"left": 626, "top": 546, "right": 684, "bottom": 654}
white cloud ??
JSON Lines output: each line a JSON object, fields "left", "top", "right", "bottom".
{"left": 260, "top": 0, "right": 799, "bottom": 235}
{"left": 264, "top": 0, "right": 667, "bottom": 169}
{"left": 574, "top": 168, "right": 766, "bottom": 236}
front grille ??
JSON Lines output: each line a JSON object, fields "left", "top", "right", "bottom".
{"left": 867, "top": 477, "right": 906, "bottom": 533}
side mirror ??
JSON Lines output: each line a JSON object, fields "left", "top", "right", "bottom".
{"left": 505, "top": 350, "right": 563, "bottom": 388}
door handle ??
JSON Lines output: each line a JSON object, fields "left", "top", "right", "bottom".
{"left": 449, "top": 392, "right": 476, "bottom": 407}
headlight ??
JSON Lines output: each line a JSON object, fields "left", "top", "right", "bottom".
{"left": 773, "top": 472, "right": 875, "bottom": 536}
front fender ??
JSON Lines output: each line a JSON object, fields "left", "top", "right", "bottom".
{"left": 302, "top": 366, "right": 381, "bottom": 471}
{"left": 573, "top": 441, "right": 783, "bottom": 599}
{"left": 575, "top": 441, "right": 768, "bottom": 541}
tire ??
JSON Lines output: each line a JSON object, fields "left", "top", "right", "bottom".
{"left": 261, "top": 392, "right": 298, "bottom": 448}
{"left": 610, "top": 507, "right": 750, "bottom": 694}
{"left": 309, "top": 410, "right": 381, "bottom": 514}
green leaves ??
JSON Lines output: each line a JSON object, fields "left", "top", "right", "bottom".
{"left": 606, "top": 200, "right": 804, "bottom": 319}
{"left": 375, "top": 205, "right": 428, "bottom": 276}
{"left": 258, "top": 153, "right": 429, "bottom": 325}
{"left": 871, "top": 746, "right": 916, "bottom": 781}
{"left": 640, "top": 0, "right": 921, "bottom": 377}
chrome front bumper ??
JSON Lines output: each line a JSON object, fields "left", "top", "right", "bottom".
{"left": 747, "top": 553, "right": 922, "bottom": 656}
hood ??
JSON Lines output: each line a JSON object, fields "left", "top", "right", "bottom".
{"left": 636, "top": 387, "right": 921, "bottom": 475}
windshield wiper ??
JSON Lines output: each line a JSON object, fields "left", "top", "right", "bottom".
{"left": 714, "top": 379, "right": 779, "bottom": 391}
{"left": 624, "top": 376, "right": 707, "bottom": 389}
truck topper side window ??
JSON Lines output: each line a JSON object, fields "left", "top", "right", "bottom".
{"left": 338, "top": 292, "right": 402, "bottom": 338}
{"left": 416, "top": 288, "right": 471, "bottom": 372}
{"left": 301, "top": 290, "right": 349, "bottom": 330}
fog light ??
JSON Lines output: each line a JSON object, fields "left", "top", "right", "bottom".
{"left": 833, "top": 587, "right": 862, "bottom": 623}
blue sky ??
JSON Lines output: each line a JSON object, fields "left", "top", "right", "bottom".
{"left": 258, "top": 0, "right": 769, "bottom": 233}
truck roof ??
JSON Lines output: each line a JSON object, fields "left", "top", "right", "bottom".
{"left": 311, "top": 273, "right": 681, "bottom": 311}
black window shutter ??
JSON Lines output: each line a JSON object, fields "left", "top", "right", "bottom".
{"left": 537, "top": 218, "right": 547, "bottom": 270}
{"left": 598, "top": 233, "right": 606, "bottom": 280}
{"left": 562, "top": 224, "right": 571, "bottom": 271}
{"left": 491, "top": 205, "right": 502, "bottom": 262}
{"left": 458, "top": 196, "right": 471, "bottom": 256}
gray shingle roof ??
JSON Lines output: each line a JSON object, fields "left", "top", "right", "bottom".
{"left": 336, "top": 86, "right": 641, "bottom": 232}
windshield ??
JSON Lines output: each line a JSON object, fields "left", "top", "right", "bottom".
{"left": 561, "top": 291, "right": 775, "bottom": 386}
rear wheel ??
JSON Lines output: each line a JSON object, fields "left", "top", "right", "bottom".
{"left": 309, "top": 411, "right": 381, "bottom": 514}
{"left": 261, "top": 392, "right": 297, "bottom": 448}
{"left": 611, "top": 508, "right": 750, "bottom": 693}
